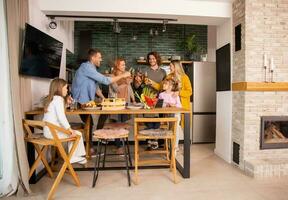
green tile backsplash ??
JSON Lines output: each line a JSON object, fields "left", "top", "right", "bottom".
{"left": 68, "top": 21, "right": 207, "bottom": 72}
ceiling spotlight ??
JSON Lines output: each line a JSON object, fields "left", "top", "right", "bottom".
{"left": 149, "top": 28, "right": 153, "bottom": 36}
{"left": 49, "top": 17, "right": 57, "bottom": 29}
{"left": 155, "top": 29, "right": 159, "bottom": 36}
{"left": 162, "top": 19, "right": 168, "bottom": 32}
{"left": 149, "top": 28, "right": 158, "bottom": 37}
{"left": 113, "top": 19, "right": 121, "bottom": 34}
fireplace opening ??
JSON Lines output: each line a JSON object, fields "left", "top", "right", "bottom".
{"left": 260, "top": 116, "right": 288, "bottom": 149}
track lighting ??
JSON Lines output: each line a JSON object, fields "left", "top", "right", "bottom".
{"left": 49, "top": 17, "right": 57, "bottom": 29}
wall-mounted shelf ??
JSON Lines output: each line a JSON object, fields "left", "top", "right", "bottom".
{"left": 232, "top": 82, "right": 288, "bottom": 91}
{"left": 136, "top": 60, "right": 193, "bottom": 65}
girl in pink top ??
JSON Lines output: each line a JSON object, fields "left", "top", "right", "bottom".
{"left": 158, "top": 77, "right": 182, "bottom": 152}
{"left": 158, "top": 77, "right": 181, "bottom": 108}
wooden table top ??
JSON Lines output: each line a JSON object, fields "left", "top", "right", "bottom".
{"left": 25, "top": 107, "right": 190, "bottom": 116}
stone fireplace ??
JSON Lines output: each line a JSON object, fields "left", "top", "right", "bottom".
{"left": 232, "top": 0, "right": 288, "bottom": 178}
{"left": 261, "top": 116, "right": 288, "bottom": 149}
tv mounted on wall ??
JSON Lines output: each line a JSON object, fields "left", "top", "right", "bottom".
{"left": 20, "top": 23, "right": 63, "bottom": 79}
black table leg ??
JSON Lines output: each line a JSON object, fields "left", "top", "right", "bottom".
{"left": 92, "top": 140, "right": 102, "bottom": 187}
{"left": 176, "top": 112, "right": 191, "bottom": 178}
{"left": 123, "top": 138, "right": 131, "bottom": 186}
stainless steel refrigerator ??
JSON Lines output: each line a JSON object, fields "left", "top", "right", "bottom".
{"left": 192, "top": 62, "right": 216, "bottom": 143}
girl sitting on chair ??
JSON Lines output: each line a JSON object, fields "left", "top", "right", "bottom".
{"left": 43, "top": 78, "right": 87, "bottom": 164}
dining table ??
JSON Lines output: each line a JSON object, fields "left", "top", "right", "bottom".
{"left": 25, "top": 107, "right": 191, "bottom": 183}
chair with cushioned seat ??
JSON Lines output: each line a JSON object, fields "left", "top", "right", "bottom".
{"left": 92, "top": 128, "right": 131, "bottom": 187}
{"left": 134, "top": 117, "right": 178, "bottom": 184}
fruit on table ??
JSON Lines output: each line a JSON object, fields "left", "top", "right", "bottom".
{"left": 84, "top": 100, "right": 96, "bottom": 107}
{"left": 144, "top": 96, "right": 157, "bottom": 107}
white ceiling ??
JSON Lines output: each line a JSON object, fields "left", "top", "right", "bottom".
{"left": 40, "top": 0, "right": 232, "bottom": 26}
{"left": 185, "top": 0, "right": 234, "bottom": 2}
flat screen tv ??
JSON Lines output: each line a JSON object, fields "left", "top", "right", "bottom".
{"left": 20, "top": 23, "right": 63, "bottom": 79}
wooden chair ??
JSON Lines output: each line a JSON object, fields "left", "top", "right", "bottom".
{"left": 50, "top": 122, "right": 85, "bottom": 169}
{"left": 134, "top": 117, "right": 178, "bottom": 184}
{"left": 23, "top": 119, "right": 81, "bottom": 200}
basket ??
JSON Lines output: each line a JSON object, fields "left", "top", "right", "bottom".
{"left": 101, "top": 98, "right": 126, "bottom": 110}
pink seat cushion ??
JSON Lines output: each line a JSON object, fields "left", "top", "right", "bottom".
{"left": 93, "top": 128, "right": 129, "bottom": 139}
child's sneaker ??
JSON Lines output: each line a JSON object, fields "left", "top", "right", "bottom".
{"left": 150, "top": 140, "right": 159, "bottom": 150}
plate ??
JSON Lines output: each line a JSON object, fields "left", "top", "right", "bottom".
{"left": 127, "top": 106, "right": 142, "bottom": 110}
{"left": 126, "top": 104, "right": 143, "bottom": 110}
{"left": 82, "top": 107, "right": 101, "bottom": 110}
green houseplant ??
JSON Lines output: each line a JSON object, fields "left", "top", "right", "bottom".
{"left": 185, "top": 34, "right": 198, "bottom": 52}
{"left": 183, "top": 34, "right": 199, "bottom": 60}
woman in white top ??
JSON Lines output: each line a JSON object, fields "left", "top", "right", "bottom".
{"left": 43, "top": 78, "right": 86, "bottom": 164}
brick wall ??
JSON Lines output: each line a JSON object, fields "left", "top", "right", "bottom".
{"left": 68, "top": 21, "right": 207, "bottom": 71}
{"left": 232, "top": 0, "right": 246, "bottom": 168}
{"left": 232, "top": 0, "right": 288, "bottom": 175}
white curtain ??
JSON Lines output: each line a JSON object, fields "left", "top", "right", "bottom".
{"left": 0, "top": 0, "right": 31, "bottom": 196}
{"left": 0, "top": 0, "right": 19, "bottom": 196}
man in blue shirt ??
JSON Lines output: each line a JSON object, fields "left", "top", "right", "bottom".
{"left": 72, "top": 49, "right": 130, "bottom": 103}
{"left": 71, "top": 49, "right": 130, "bottom": 154}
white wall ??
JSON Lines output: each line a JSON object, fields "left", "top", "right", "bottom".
{"left": 28, "top": 0, "right": 74, "bottom": 107}
{"left": 216, "top": 19, "right": 232, "bottom": 49}
{"left": 207, "top": 25, "right": 216, "bottom": 62}
{"left": 214, "top": 19, "right": 232, "bottom": 163}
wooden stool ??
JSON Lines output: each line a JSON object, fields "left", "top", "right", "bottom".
{"left": 134, "top": 117, "right": 178, "bottom": 184}
{"left": 92, "top": 128, "right": 131, "bottom": 187}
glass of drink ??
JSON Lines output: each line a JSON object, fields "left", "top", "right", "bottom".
{"left": 70, "top": 100, "right": 78, "bottom": 111}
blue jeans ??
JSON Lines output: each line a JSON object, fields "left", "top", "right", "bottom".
{"left": 145, "top": 122, "right": 160, "bottom": 129}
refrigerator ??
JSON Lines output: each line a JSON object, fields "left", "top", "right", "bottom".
{"left": 192, "top": 62, "right": 216, "bottom": 143}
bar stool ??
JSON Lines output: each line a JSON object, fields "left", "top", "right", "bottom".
{"left": 92, "top": 128, "right": 131, "bottom": 187}
{"left": 102, "top": 122, "right": 132, "bottom": 167}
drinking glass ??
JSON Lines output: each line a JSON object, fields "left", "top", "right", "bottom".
{"left": 70, "top": 100, "right": 78, "bottom": 111}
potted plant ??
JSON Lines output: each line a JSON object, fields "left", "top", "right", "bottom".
{"left": 181, "top": 34, "right": 200, "bottom": 60}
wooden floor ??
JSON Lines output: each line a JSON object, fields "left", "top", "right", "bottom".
{"left": 7, "top": 144, "right": 288, "bottom": 200}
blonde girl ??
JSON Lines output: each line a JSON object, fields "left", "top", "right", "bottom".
{"left": 158, "top": 77, "right": 182, "bottom": 150}
{"left": 43, "top": 78, "right": 86, "bottom": 164}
